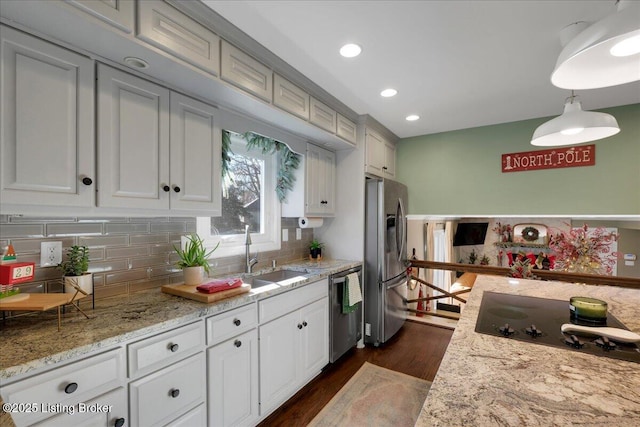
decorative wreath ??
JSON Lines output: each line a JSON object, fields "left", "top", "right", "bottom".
{"left": 521, "top": 226, "right": 540, "bottom": 242}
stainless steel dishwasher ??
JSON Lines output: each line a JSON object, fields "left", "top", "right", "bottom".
{"left": 329, "top": 266, "right": 363, "bottom": 363}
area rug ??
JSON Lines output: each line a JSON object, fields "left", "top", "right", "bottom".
{"left": 308, "top": 362, "right": 431, "bottom": 427}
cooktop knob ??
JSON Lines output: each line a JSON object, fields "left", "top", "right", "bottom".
{"left": 594, "top": 336, "right": 617, "bottom": 351}
{"left": 525, "top": 324, "right": 543, "bottom": 337}
{"left": 565, "top": 334, "right": 584, "bottom": 349}
{"left": 499, "top": 323, "right": 515, "bottom": 336}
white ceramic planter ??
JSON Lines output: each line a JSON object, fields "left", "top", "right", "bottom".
{"left": 64, "top": 273, "right": 93, "bottom": 295}
{"left": 183, "top": 266, "right": 205, "bottom": 285}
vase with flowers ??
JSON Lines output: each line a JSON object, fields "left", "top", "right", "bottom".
{"left": 548, "top": 224, "right": 618, "bottom": 275}
{"left": 492, "top": 222, "right": 512, "bottom": 242}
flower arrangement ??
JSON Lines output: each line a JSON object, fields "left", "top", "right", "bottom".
{"left": 492, "top": 222, "right": 512, "bottom": 242}
{"left": 548, "top": 224, "right": 618, "bottom": 275}
{"left": 508, "top": 256, "right": 539, "bottom": 280}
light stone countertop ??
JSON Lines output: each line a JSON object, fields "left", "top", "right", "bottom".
{"left": 0, "top": 259, "right": 361, "bottom": 382}
{"left": 416, "top": 274, "right": 640, "bottom": 427}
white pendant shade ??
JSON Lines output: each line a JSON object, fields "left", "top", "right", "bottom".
{"left": 551, "top": 0, "right": 640, "bottom": 89}
{"left": 531, "top": 97, "right": 620, "bottom": 147}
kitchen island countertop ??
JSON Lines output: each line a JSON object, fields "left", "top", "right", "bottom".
{"left": 416, "top": 274, "right": 640, "bottom": 426}
{"left": 0, "top": 259, "right": 361, "bottom": 381}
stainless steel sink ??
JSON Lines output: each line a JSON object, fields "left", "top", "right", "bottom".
{"left": 246, "top": 270, "right": 306, "bottom": 289}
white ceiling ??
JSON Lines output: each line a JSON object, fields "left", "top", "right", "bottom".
{"left": 202, "top": 0, "right": 640, "bottom": 139}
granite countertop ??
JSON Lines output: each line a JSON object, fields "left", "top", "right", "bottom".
{"left": 0, "top": 259, "right": 361, "bottom": 381}
{"left": 416, "top": 275, "right": 640, "bottom": 427}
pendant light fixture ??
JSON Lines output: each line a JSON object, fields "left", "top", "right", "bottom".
{"left": 531, "top": 92, "right": 620, "bottom": 147}
{"left": 551, "top": 0, "right": 640, "bottom": 89}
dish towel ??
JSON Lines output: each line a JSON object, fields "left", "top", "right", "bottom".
{"left": 196, "top": 278, "right": 242, "bottom": 294}
{"left": 342, "top": 273, "right": 362, "bottom": 314}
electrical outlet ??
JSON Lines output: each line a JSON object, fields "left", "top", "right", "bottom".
{"left": 365, "top": 323, "right": 371, "bottom": 336}
{"left": 282, "top": 229, "right": 289, "bottom": 242}
{"left": 40, "top": 241, "right": 62, "bottom": 267}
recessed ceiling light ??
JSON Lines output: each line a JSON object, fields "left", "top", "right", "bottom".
{"left": 339, "top": 43, "right": 362, "bottom": 58}
{"left": 406, "top": 115, "right": 420, "bottom": 121}
{"left": 380, "top": 89, "right": 397, "bottom": 97}
{"left": 123, "top": 56, "right": 149, "bottom": 69}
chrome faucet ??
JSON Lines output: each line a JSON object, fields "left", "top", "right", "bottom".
{"left": 245, "top": 225, "right": 258, "bottom": 273}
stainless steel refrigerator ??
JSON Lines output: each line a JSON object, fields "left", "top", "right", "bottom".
{"left": 364, "top": 177, "right": 408, "bottom": 346}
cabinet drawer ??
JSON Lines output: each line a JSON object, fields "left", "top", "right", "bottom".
{"left": 310, "top": 98, "right": 337, "bottom": 133}
{"left": 137, "top": 1, "right": 220, "bottom": 75}
{"left": 166, "top": 403, "right": 206, "bottom": 427}
{"left": 129, "top": 353, "right": 205, "bottom": 427}
{"left": 1, "top": 348, "right": 124, "bottom": 426}
{"left": 128, "top": 322, "right": 204, "bottom": 378}
{"left": 221, "top": 41, "right": 272, "bottom": 102}
{"left": 337, "top": 114, "right": 357, "bottom": 145}
{"left": 65, "top": 0, "right": 135, "bottom": 33}
{"left": 206, "top": 303, "right": 257, "bottom": 346}
{"left": 259, "top": 279, "right": 328, "bottom": 324}
{"left": 273, "top": 74, "right": 310, "bottom": 120}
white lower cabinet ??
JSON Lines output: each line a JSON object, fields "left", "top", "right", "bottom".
{"left": 258, "top": 280, "right": 329, "bottom": 417}
{"left": 207, "top": 329, "right": 259, "bottom": 427}
{"left": 129, "top": 353, "right": 205, "bottom": 427}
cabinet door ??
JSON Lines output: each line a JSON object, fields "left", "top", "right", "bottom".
{"left": 300, "top": 297, "right": 329, "bottom": 380}
{"left": 304, "top": 144, "right": 335, "bottom": 216}
{"left": 384, "top": 141, "right": 396, "bottom": 178}
{"left": 259, "top": 310, "right": 299, "bottom": 416}
{"left": 221, "top": 41, "right": 272, "bottom": 102}
{"left": 365, "top": 129, "right": 385, "bottom": 176}
{"left": 208, "top": 329, "right": 259, "bottom": 427}
{"left": 97, "top": 64, "right": 170, "bottom": 209}
{"left": 273, "top": 74, "right": 309, "bottom": 120}
{"left": 337, "top": 114, "right": 357, "bottom": 146}
{"left": 309, "top": 97, "right": 337, "bottom": 133}
{"left": 65, "top": 0, "right": 135, "bottom": 33}
{"left": 319, "top": 148, "right": 336, "bottom": 216}
{"left": 169, "top": 92, "right": 221, "bottom": 213}
{"left": 137, "top": 0, "right": 220, "bottom": 75}
{"left": 0, "top": 25, "right": 94, "bottom": 208}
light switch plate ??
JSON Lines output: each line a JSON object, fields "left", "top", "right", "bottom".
{"left": 40, "top": 241, "right": 62, "bottom": 267}
{"left": 282, "top": 229, "right": 289, "bottom": 242}
{"left": 296, "top": 228, "right": 302, "bottom": 240}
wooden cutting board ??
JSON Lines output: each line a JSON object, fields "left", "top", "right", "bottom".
{"left": 161, "top": 283, "right": 251, "bottom": 303}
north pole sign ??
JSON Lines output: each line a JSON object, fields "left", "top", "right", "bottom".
{"left": 502, "top": 144, "right": 595, "bottom": 173}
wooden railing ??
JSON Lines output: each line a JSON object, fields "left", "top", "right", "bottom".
{"left": 410, "top": 260, "right": 640, "bottom": 289}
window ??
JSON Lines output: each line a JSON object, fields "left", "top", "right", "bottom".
{"left": 197, "top": 131, "right": 280, "bottom": 258}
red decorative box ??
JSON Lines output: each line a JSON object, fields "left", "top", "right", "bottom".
{"left": 0, "top": 262, "right": 36, "bottom": 284}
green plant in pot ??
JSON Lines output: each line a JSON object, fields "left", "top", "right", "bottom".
{"left": 57, "top": 245, "right": 92, "bottom": 294}
{"left": 174, "top": 234, "right": 219, "bottom": 285}
{"left": 309, "top": 239, "right": 324, "bottom": 260}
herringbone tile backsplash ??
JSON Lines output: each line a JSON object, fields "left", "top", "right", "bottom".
{"left": 0, "top": 215, "right": 312, "bottom": 301}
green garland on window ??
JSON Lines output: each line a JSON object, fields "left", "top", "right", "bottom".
{"left": 221, "top": 130, "right": 301, "bottom": 203}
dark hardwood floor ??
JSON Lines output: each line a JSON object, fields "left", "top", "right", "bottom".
{"left": 258, "top": 320, "right": 454, "bottom": 426}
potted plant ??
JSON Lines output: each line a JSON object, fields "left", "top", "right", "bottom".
{"left": 309, "top": 239, "right": 324, "bottom": 260}
{"left": 174, "top": 234, "right": 219, "bottom": 285}
{"left": 57, "top": 245, "right": 92, "bottom": 294}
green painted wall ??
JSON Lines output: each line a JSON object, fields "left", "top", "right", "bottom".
{"left": 396, "top": 104, "right": 640, "bottom": 216}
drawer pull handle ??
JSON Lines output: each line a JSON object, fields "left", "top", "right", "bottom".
{"left": 298, "top": 323, "right": 303, "bottom": 329}
{"left": 168, "top": 343, "right": 179, "bottom": 352}
{"left": 114, "top": 417, "right": 126, "bottom": 427}
{"left": 64, "top": 382, "right": 78, "bottom": 394}
{"left": 303, "top": 321, "right": 308, "bottom": 327}
{"left": 233, "top": 318, "right": 241, "bottom": 326}
{"left": 234, "top": 340, "right": 242, "bottom": 348}
{"left": 169, "top": 388, "right": 180, "bottom": 398}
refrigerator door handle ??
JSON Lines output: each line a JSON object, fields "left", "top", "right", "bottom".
{"left": 395, "top": 197, "right": 406, "bottom": 262}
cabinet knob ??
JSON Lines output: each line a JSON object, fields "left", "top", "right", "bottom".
{"left": 382, "top": 166, "right": 388, "bottom": 170}
{"left": 173, "top": 186, "right": 181, "bottom": 193}
{"left": 303, "top": 321, "right": 308, "bottom": 327}
{"left": 169, "top": 388, "right": 180, "bottom": 398}
{"left": 162, "top": 185, "right": 170, "bottom": 192}
{"left": 64, "top": 382, "right": 78, "bottom": 394}
{"left": 168, "top": 343, "right": 179, "bottom": 352}
{"left": 81, "top": 177, "right": 93, "bottom": 186}
{"left": 233, "top": 318, "right": 241, "bottom": 326}
{"left": 114, "top": 418, "right": 126, "bottom": 427}
{"left": 297, "top": 323, "right": 303, "bottom": 330}
{"left": 234, "top": 340, "right": 242, "bottom": 348}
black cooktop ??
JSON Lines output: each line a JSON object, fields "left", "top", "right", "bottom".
{"left": 475, "top": 291, "right": 640, "bottom": 364}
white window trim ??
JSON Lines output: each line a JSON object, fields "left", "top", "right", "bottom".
{"left": 196, "top": 134, "right": 281, "bottom": 258}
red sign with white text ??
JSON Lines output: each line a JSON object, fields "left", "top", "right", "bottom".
{"left": 502, "top": 144, "right": 595, "bottom": 173}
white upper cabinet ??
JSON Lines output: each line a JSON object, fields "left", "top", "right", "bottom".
{"left": 97, "top": 64, "right": 222, "bottom": 214}
{"left": 169, "top": 92, "right": 222, "bottom": 213}
{"left": 273, "top": 74, "right": 310, "bottom": 120}
{"left": 97, "top": 64, "right": 170, "bottom": 210}
{"left": 305, "top": 144, "right": 336, "bottom": 216}
{"left": 0, "top": 25, "right": 95, "bottom": 210}
{"left": 65, "top": 0, "right": 135, "bottom": 33}
{"left": 309, "top": 97, "right": 337, "bottom": 133}
{"left": 336, "top": 114, "right": 357, "bottom": 146}
{"left": 137, "top": 0, "right": 220, "bottom": 75}
{"left": 221, "top": 41, "right": 272, "bottom": 102}
{"left": 365, "top": 128, "right": 396, "bottom": 178}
